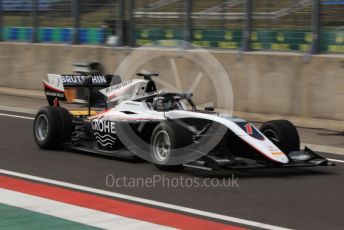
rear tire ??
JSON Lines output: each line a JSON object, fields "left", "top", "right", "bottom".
{"left": 150, "top": 122, "right": 193, "bottom": 171}
{"left": 57, "top": 107, "right": 73, "bottom": 142}
{"left": 33, "top": 106, "right": 72, "bottom": 149}
{"left": 259, "top": 120, "right": 300, "bottom": 153}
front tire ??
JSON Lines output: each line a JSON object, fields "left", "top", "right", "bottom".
{"left": 33, "top": 106, "right": 72, "bottom": 149}
{"left": 150, "top": 122, "right": 192, "bottom": 171}
{"left": 259, "top": 120, "right": 300, "bottom": 153}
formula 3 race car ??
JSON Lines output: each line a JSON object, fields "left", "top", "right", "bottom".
{"left": 33, "top": 73, "right": 334, "bottom": 171}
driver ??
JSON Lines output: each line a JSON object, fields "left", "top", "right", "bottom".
{"left": 153, "top": 97, "right": 176, "bottom": 111}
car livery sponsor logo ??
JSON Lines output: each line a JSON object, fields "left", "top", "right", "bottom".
{"left": 45, "top": 91, "right": 65, "bottom": 98}
{"left": 92, "top": 119, "right": 116, "bottom": 134}
{"left": 104, "top": 80, "right": 134, "bottom": 93}
{"left": 124, "top": 101, "right": 140, "bottom": 106}
{"left": 61, "top": 75, "right": 107, "bottom": 85}
{"left": 92, "top": 119, "right": 117, "bottom": 148}
{"left": 267, "top": 145, "right": 280, "bottom": 152}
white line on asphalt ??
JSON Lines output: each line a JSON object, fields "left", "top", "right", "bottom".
{"left": 0, "top": 113, "right": 34, "bottom": 120}
{"left": 0, "top": 169, "right": 291, "bottom": 230}
{"left": 301, "top": 143, "right": 344, "bottom": 156}
{"left": 328, "top": 158, "right": 344, "bottom": 164}
{"left": 0, "top": 105, "right": 37, "bottom": 115}
{"left": 0, "top": 188, "right": 174, "bottom": 230}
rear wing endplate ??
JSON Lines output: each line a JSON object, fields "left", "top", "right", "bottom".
{"left": 43, "top": 74, "right": 115, "bottom": 106}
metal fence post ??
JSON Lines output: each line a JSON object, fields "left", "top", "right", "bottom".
{"left": 0, "top": 0, "right": 3, "bottom": 42}
{"left": 116, "top": 0, "right": 125, "bottom": 46}
{"left": 310, "top": 0, "right": 320, "bottom": 54}
{"left": 31, "top": 0, "right": 39, "bottom": 43}
{"left": 72, "top": 0, "right": 80, "bottom": 45}
{"left": 184, "top": 0, "right": 192, "bottom": 45}
{"left": 220, "top": 0, "right": 225, "bottom": 30}
{"left": 128, "top": 0, "right": 135, "bottom": 46}
{"left": 242, "top": 0, "right": 252, "bottom": 51}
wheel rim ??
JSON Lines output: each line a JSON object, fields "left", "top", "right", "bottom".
{"left": 35, "top": 114, "right": 49, "bottom": 141}
{"left": 263, "top": 129, "right": 280, "bottom": 143}
{"left": 153, "top": 130, "right": 171, "bottom": 162}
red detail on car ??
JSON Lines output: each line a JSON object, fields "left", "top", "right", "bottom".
{"left": 245, "top": 123, "right": 253, "bottom": 135}
{"left": 43, "top": 81, "right": 64, "bottom": 94}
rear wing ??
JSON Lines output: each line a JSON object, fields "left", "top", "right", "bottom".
{"left": 43, "top": 74, "right": 118, "bottom": 106}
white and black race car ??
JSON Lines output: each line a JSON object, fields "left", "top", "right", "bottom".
{"left": 33, "top": 73, "right": 334, "bottom": 171}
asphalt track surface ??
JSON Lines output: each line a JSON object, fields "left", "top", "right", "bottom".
{"left": 0, "top": 112, "right": 344, "bottom": 230}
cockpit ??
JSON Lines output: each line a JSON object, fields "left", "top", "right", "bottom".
{"left": 103, "top": 73, "right": 197, "bottom": 112}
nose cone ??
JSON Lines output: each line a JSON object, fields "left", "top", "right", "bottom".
{"left": 241, "top": 135, "right": 289, "bottom": 164}
{"left": 270, "top": 152, "right": 289, "bottom": 164}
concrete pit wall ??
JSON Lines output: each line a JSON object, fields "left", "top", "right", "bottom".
{"left": 0, "top": 43, "right": 343, "bottom": 122}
